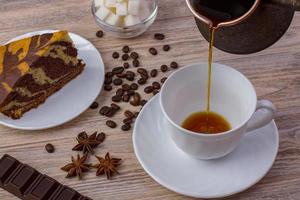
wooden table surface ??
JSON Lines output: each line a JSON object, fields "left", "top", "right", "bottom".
{"left": 0, "top": 0, "right": 300, "bottom": 199}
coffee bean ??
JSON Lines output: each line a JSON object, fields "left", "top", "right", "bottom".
{"left": 112, "top": 66, "right": 124, "bottom": 74}
{"left": 127, "top": 90, "right": 135, "bottom": 96}
{"left": 130, "top": 92, "right": 141, "bottom": 106}
{"left": 153, "top": 89, "right": 159, "bottom": 95}
{"left": 112, "top": 52, "right": 119, "bottom": 59}
{"left": 105, "top": 108, "right": 115, "bottom": 117}
{"left": 111, "top": 103, "right": 120, "bottom": 111}
{"left": 106, "top": 120, "right": 117, "bottom": 128}
{"left": 130, "top": 52, "right": 139, "bottom": 59}
{"left": 154, "top": 33, "right": 165, "bottom": 40}
{"left": 116, "top": 73, "right": 126, "bottom": 78}
{"left": 105, "top": 72, "right": 113, "bottom": 78}
{"left": 123, "top": 118, "right": 132, "bottom": 124}
{"left": 152, "top": 81, "right": 161, "bottom": 90}
{"left": 96, "top": 132, "right": 106, "bottom": 142}
{"left": 161, "top": 77, "right": 167, "bottom": 83}
{"left": 104, "top": 77, "right": 112, "bottom": 85}
{"left": 124, "top": 110, "right": 134, "bottom": 119}
{"left": 96, "top": 30, "right": 104, "bottom": 38}
{"left": 122, "top": 45, "right": 130, "bottom": 53}
{"left": 130, "top": 83, "right": 138, "bottom": 90}
{"left": 163, "top": 44, "right": 170, "bottom": 51}
{"left": 122, "top": 53, "right": 129, "bottom": 61}
{"left": 122, "top": 94, "right": 130, "bottom": 102}
{"left": 141, "top": 99, "right": 147, "bottom": 106}
{"left": 144, "top": 86, "right": 153, "bottom": 94}
{"left": 170, "top": 61, "right": 178, "bottom": 69}
{"left": 116, "top": 88, "right": 124, "bottom": 96}
{"left": 45, "top": 143, "right": 55, "bottom": 153}
{"left": 99, "top": 106, "right": 110, "bottom": 116}
{"left": 137, "top": 68, "right": 148, "bottom": 77}
{"left": 121, "top": 124, "right": 131, "bottom": 131}
{"left": 132, "top": 59, "right": 140, "bottom": 67}
{"left": 137, "top": 78, "right": 147, "bottom": 85}
{"left": 149, "top": 47, "right": 158, "bottom": 55}
{"left": 126, "top": 71, "right": 135, "bottom": 81}
{"left": 89, "top": 102, "right": 99, "bottom": 109}
{"left": 134, "top": 112, "right": 139, "bottom": 118}
{"left": 160, "top": 64, "right": 168, "bottom": 72}
{"left": 123, "top": 62, "right": 130, "bottom": 68}
{"left": 122, "top": 83, "right": 130, "bottom": 91}
{"left": 104, "top": 85, "right": 112, "bottom": 91}
{"left": 150, "top": 69, "right": 158, "bottom": 77}
{"left": 112, "top": 95, "right": 122, "bottom": 102}
{"left": 113, "top": 78, "right": 123, "bottom": 86}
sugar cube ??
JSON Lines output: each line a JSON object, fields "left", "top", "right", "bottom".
{"left": 105, "top": 0, "right": 116, "bottom": 7}
{"left": 128, "top": 0, "right": 140, "bottom": 15}
{"left": 116, "top": 2, "right": 128, "bottom": 16}
{"left": 94, "top": 0, "right": 105, "bottom": 8}
{"left": 95, "top": 6, "right": 112, "bottom": 20}
{"left": 124, "top": 14, "right": 141, "bottom": 26}
{"left": 105, "top": 13, "right": 122, "bottom": 26}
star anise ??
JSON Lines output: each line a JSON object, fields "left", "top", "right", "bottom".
{"left": 93, "top": 152, "right": 122, "bottom": 179}
{"left": 61, "top": 154, "right": 91, "bottom": 179}
{"left": 72, "top": 131, "right": 105, "bottom": 155}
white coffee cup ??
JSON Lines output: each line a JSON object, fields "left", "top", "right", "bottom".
{"left": 160, "top": 63, "right": 276, "bottom": 160}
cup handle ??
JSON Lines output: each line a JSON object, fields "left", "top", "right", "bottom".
{"left": 246, "top": 100, "right": 276, "bottom": 133}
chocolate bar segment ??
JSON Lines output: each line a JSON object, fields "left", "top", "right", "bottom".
{"left": 0, "top": 154, "right": 91, "bottom": 200}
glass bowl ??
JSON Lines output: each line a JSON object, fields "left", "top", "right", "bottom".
{"left": 92, "top": 0, "right": 158, "bottom": 38}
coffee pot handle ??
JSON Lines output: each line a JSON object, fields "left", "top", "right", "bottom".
{"left": 269, "top": 0, "right": 300, "bottom": 11}
{"left": 246, "top": 100, "right": 276, "bottom": 133}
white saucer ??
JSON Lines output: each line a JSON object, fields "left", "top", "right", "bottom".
{"left": 0, "top": 30, "right": 104, "bottom": 130}
{"left": 133, "top": 94, "right": 279, "bottom": 198}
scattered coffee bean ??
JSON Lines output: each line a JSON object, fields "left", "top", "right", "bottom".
{"left": 149, "top": 47, "right": 158, "bottom": 55}
{"left": 111, "top": 103, "right": 120, "bottom": 111}
{"left": 124, "top": 110, "right": 134, "bottom": 119}
{"left": 116, "top": 73, "right": 126, "bottom": 78}
{"left": 106, "top": 120, "right": 117, "bottom": 128}
{"left": 116, "top": 88, "right": 124, "bottom": 96}
{"left": 121, "top": 124, "right": 131, "bottom": 131}
{"left": 141, "top": 99, "right": 147, "bottom": 106}
{"left": 130, "top": 92, "right": 141, "bottom": 106}
{"left": 112, "top": 66, "right": 124, "bottom": 74}
{"left": 100, "top": 106, "right": 110, "bottom": 116}
{"left": 132, "top": 59, "right": 140, "bottom": 67}
{"left": 137, "top": 78, "right": 147, "bottom": 85}
{"left": 113, "top": 78, "right": 123, "bottom": 86}
{"left": 161, "top": 77, "right": 167, "bottom": 83}
{"left": 130, "top": 52, "right": 139, "bottom": 59}
{"left": 127, "top": 90, "right": 135, "bottom": 96}
{"left": 150, "top": 69, "right": 158, "bottom": 77}
{"left": 105, "top": 72, "right": 113, "bottom": 78}
{"left": 122, "top": 83, "right": 130, "bottom": 91}
{"left": 137, "top": 68, "right": 148, "bottom": 77}
{"left": 160, "top": 64, "right": 168, "bottom": 72}
{"left": 104, "top": 85, "right": 112, "bottom": 91}
{"left": 130, "top": 83, "right": 138, "bottom": 90}
{"left": 123, "top": 62, "right": 130, "bottom": 69}
{"left": 45, "top": 143, "right": 55, "bottom": 153}
{"left": 96, "top": 30, "right": 104, "bottom": 38}
{"left": 123, "top": 118, "right": 132, "bottom": 124}
{"left": 152, "top": 81, "right": 161, "bottom": 90}
{"left": 89, "top": 102, "right": 99, "bottom": 109}
{"left": 134, "top": 112, "right": 139, "bottom": 118}
{"left": 122, "top": 94, "right": 130, "bottom": 102}
{"left": 112, "top": 95, "right": 122, "bottom": 102}
{"left": 122, "top": 53, "right": 129, "bottom": 61}
{"left": 153, "top": 89, "right": 159, "bottom": 95}
{"left": 104, "top": 77, "right": 112, "bottom": 85}
{"left": 112, "top": 52, "right": 119, "bottom": 59}
{"left": 96, "top": 132, "right": 106, "bottom": 142}
{"left": 170, "top": 61, "right": 178, "bottom": 69}
{"left": 154, "top": 33, "right": 165, "bottom": 40}
{"left": 122, "top": 45, "right": 130, "bottom": 53}
{"left": 105, "top": 108, "right": 115, "bottom": 117}
{"left": 144, "top": 86, "right": 154, "bottom": 94}
{"left": 125, "top": 71, "right": 135, "bottom": 81}
{"left": 163, "top": 44, "right": 170, "bottom": 51}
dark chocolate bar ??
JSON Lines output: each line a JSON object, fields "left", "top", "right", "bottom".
{"left": 0, "top": 154, "right": 92, "bottom": 200}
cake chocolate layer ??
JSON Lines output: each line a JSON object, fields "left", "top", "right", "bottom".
{"left": 0, "top": 154, "right": 92, "bottom": 200}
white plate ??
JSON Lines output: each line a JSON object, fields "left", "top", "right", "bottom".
{"left": 133, "top": 94, "right": 279, "bottom": 198}
{"left": 0, "top": 30, "right": 104, "bottom": 130}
